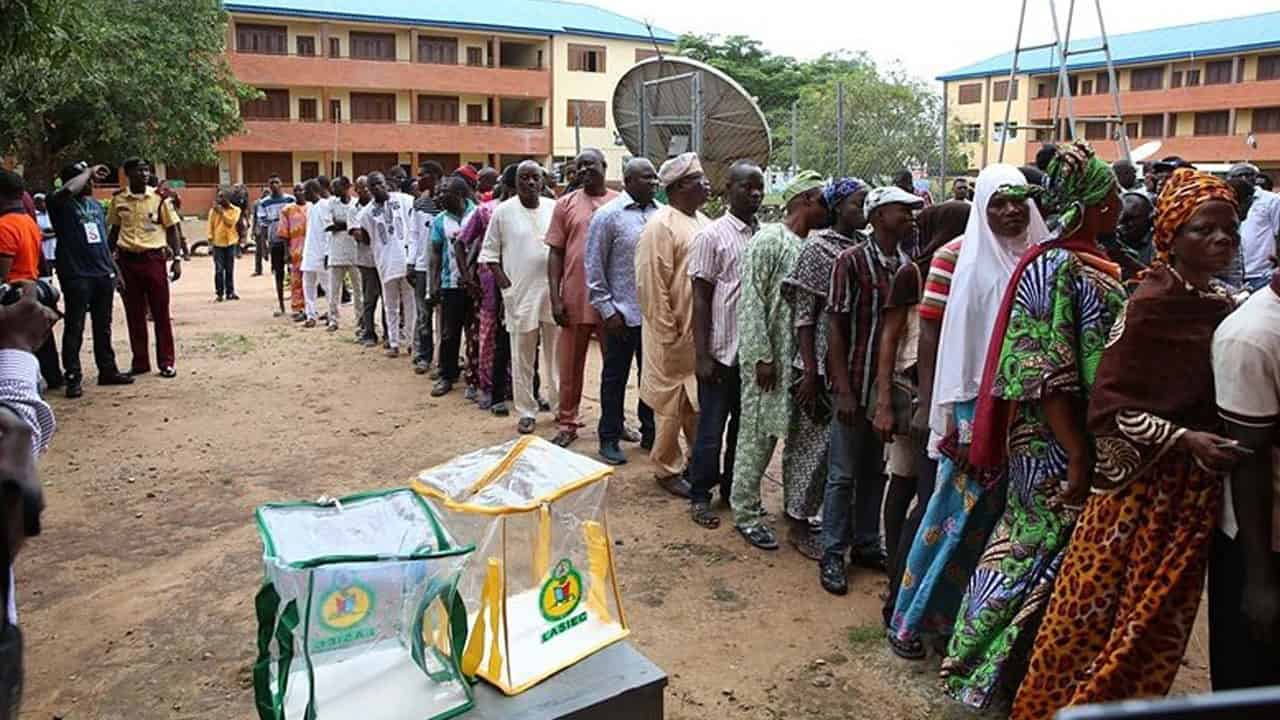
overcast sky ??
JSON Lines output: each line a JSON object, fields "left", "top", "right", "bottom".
{"left": 590, "top": 0, "right": 1280, "bottom": 85}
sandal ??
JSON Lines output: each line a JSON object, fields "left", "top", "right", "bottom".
{"left": 788, "top": 525, "right": 823, "bottom": 561}
{"left": 886, "top": 630, "right": 926, "bottom": 661}
{"left": 690, "top": 502, "right": 720, "bottom": 529}
{"left": 517, "top": 417, "right": 536, "bottom": 434}
{"left": 551, "top": 430, "right": 577, "bottom": 448}
{"left": 736, "top": 524, "right": 778, "bottom": 550}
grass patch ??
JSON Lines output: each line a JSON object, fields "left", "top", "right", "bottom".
{"left": 846, "top": 622, "right": 884, "bottom": 647}
{"left": 193, "top": 332, "right": 254, "bottom": 357}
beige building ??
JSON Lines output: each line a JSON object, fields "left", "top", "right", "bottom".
{"left": 940, "top": 10, "right": 1280, "bottom": 176}
{"left": 164, "top": 0, "right": 676, "bottom": 210}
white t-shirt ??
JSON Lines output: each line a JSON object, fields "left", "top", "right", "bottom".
{"left": 409, "top": 207, "right": 435, "bottom": 271}
{"left": 356, "top": 195, "right": 412, "bottom": 282}
{"left": 1213, "top": 284, "right": 1280, "bottom": 552}
{"left": 327, "top": 197, "right": 359, "bottom": 267}
{"left": 479, "top": 196, "right": 555, "bottom": 333}
{"left": 1241, "top": 189, "right": 1280, "bottom": 282}
{"left": 301, "top": 198, "right": 332, "bottom": 272}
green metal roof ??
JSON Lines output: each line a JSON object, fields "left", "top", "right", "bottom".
{"left": 939, "top": 10, "right": 1280, "bottom": 81}
{"left": 223, "top": 0, "right": 677, "bottom": 43}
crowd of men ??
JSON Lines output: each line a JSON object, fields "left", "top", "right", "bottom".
{"left": 2, "top": 142, "right": 1280, "bottom": 716}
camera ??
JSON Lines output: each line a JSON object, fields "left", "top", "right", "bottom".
{"left": 0, "top": 279, "right": 60, "bottom": 309}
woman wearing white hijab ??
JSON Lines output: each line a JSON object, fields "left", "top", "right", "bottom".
{"left": 886, "top": 164, "right": 1048, "bottom": 660}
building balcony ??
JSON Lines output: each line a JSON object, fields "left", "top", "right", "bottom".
{"left": 219, "top": 119, "right": 550, "bottom": 156}
{"left": 1024, "top": 132, "right": 1280, "bottom": 164}
{"left": 227, "top": 51, "right": 551, "bottom": 99}
{"left": 1028, "top": 77, "right": 1280, "bottom": 119}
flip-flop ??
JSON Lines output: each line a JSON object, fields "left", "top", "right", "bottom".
{"left": 690, "top": 502, "right": 720, "bottom": 529}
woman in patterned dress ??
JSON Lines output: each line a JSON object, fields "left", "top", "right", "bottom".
{"left": 1011, "top": 168, "right": 1247, "bottom": 718}
{"left": 887, "top": 166, "right": 1046, "bottom": 660}
{"left": 940, "top": 144, "right": 1128, "bottom": 710}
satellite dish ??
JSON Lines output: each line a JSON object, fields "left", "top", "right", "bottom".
{"left": 1130, "top": 141, "right": 1162, "bottom": 164}
{"left": 613, "top": 55, "right": 771, "bottom": 191}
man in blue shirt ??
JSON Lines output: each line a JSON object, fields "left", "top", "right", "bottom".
{"left": 584, "top": 158, "right": 660, "bottom": 464}
{"left": 47, "top": 162, "right": 134, "bottom": 398}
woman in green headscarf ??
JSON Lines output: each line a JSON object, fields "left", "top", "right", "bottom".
{"left": 939, "top": 143, "right": 1129, "bottom": 710}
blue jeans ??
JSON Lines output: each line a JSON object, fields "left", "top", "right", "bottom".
{"left": 689, "top": 361, "right": 741, "bottom": 505}
{"left": 212, "top": 245, "right": 236, "bottom": 298}
{"left": 821, "top": 412, "right": 886, "bottom": 560}
{"left": 597, "top": 325, "right": 655, "bottom": 443}
{"left": 1245, "top": 274, "right": 1272, "bottom": 293}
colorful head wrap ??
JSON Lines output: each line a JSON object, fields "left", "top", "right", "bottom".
{"left": 822, "top": 177, "right": 866, "bottom": 211}
{"left": 1152, "top": 167, "right": 1238, "bottom": 261}
{"left": 1043, "top": 142, "right": 1117, "bottom": 237}
{"left": 781, "top": 170, "right": 825, "bottom": 206}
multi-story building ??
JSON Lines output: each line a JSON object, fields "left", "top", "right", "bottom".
{"left": 159, "top": 0, "right": 674, "bottom": 210}
{"left": 939, "top": 10, "right": 1280, "bottom": 177}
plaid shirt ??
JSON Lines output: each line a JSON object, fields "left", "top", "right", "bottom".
{"left": 827, "top": 235, "right": 908, "bottom": 408}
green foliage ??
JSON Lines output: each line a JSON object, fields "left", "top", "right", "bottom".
{"left": 0, "top": 0, "right": 254, "bottom": 190}
{"left": 673, "top": 34, "right": 967, "bottom": 179}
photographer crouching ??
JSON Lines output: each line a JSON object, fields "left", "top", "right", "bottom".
{"left": 0, "top": 279, "right": 60, "bottom": 716}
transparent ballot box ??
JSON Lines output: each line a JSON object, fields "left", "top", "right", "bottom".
{"left": 253, "top": 489, "right": 475, "bottom": 720}
{"left": 412, "top": 437, "right": 629, "bottom": 695}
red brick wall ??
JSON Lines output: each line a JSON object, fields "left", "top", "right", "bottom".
{"left": 220, "top": 120, "right": 550, "bottom": 156}
{"left": 1026, "top": 136, "right": 1280, "bottom": 165}
{"left": 1029, "top": 78, "right": 1280, "bottom": 118}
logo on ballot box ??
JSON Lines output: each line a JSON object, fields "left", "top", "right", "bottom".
{"left": 539, "top": 559, "right": 584, "bottom": 622}
{"left": 319, "top": 582, "right": 375, "bottom": 632}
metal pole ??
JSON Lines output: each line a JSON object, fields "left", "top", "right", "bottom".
{"left": 941, "top": 85, "right": 949, "bottom": 187}
{"left": 1094, "top": 0, "right": 1131, "bottom": 160}
{"left": 999, "top": 0, "right": 1030, "bottom": 163}
{"left": 836, "top": 81, "right": 845, "bottom": 176}
{"left": 790, "top": 100, "right": 799, "bottom": 172}
{"left": 637, "top": 83, "right": 648, "bottom": 160}
{"left": 691, "top": 72, "right": 704, "bottom": 155}
{"left": 1049, "top": 0, "right": 1078, "bottom": 140}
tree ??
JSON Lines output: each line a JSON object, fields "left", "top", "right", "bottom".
{"left": 0, "top": 0, "right": 254, "bottom": 191}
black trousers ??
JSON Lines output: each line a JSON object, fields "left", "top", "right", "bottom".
{"left": 884, "top": 447, "right": 938, "bottom": 625}
{"left": 492, "top": 316, "right": 511, "bottom": 402}
{"left": 212, "top": 245, "right": 236, "bottom": 298}
{"left": 689, "top": 362, "right": 741, "bottom": 504}
{"left": 410, "top": 270, "right": 435, "bottom": 364}
{"left": 1209, "top": 530, "right": 1280, "bottom": 691}
{"left": 437, "top": 288, "right": 468, "bottom": 382}
{"left": 358, "top": 267, "right": 382, "bottom": 342}
{"left": 60, "top": 275, "right": 119, "bottom": 380}
{"left": 597, "top": 325, "right": 655, "bottom": 443}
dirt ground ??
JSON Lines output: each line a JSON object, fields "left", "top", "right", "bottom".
{"left": 17, "top": 223, "right": 1212, "bottom": 719}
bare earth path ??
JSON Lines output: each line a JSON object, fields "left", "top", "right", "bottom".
{"left": 18, "top": 235, "right": 1211, "bottom": 719}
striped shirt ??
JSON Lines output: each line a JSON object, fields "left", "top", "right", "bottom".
{"left": 919, "top": 238, "right": 963, "bottom": 323}
{"left": 687, "top": 212, "right": 757, "bottom": 366}
{"left": 828, "top": 236, "right": 909, "bottom": 408}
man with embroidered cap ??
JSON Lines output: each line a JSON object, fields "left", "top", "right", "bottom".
{"left": 636, "top": 152, "right": 711, "bottom": 497}
{"left": 820, "top": 184, "right": 922, "bottom": 595}
{"left": 723, "top": 170, "right": 829, "bottom": 548}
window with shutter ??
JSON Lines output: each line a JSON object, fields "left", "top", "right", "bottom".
{"left": 331, "top": 161, "right": 344, "bottom": 179}
{"left": 1084, "top": 122, "right": 1108, "bottom": 140}
{"left": 1141, "top": 114, "right": 1164, "bottom": 138}
{"left": 351, "top": 93, "right": 397, "bottom": 123}
{"left": 1259, "top": 55, "right": 1280, "bottom": 82}
{"left": 350, "top": 32, "right": 396, "bottom": 61}
{"left": 329, "top": 100, "right": 341, "bottom": 123}
{"left": 567, "top": 44, "right": 605, "bottom": 73}
{"left": 466, "top": 104, "right": 484, "bottom": 124}
{"left": 164, "top": 164, "right": 219, "bottom": 185}
{"left": 242, "top": 89, "right": 290, "bottom": 120}
{"left": 352, "top": 153, "right": 400, "bottom": 179}
{"left": 1096, "top": 72, "right": 1110, "bottom": 93}
{"left": 957, "top": 83, "right": 981, "bottom": 105}
{"left": 1129, "top": 67, "right": 1164, "bottom": 91}
{"left": 296, "top": 36, "right": 315, "bottom": 57}
{"left": 1205, "top": 59, "right": 1234, "bottom": 85}
{"left": 418, "top": 36, "right": 458, "bottom": 64}
{"left": 242, "top": 153, "right": 293, "bottom": 185}
{"left": 1080, "top": 79, "right": 1093, "bottom": 95}
{"left": 417, "top": 95, "right": 459, "bottom": 124}
{"left": 1253, "top": 107, "right": 1280, "bottom": 134}
{"left": 992, "top": 80, "right": 1018, "bottom": 102}
{"left": 1186, "top": 69, "right": 1201, "bottom": 87}
{"left": 1171, "top": 71, "right": 1183, "bottom": 88}
{"left": 329, "top": 37, "right": 341, "bottom": 58}
{"left": 1194, "top": 111, "right": 1230, "bottom": 136}
{"left": 298, "top": 98, "right": 317, "bottom": 122}
{"left": 1125, "top": 123, "right": 1139, "bottom": 139}
{"left": 566, "top": 100, "right": 606, "bottom": 128}
{"left": 236, "top": 24, "right": 287, "bottom": 55}
{"left": 466, "top": 47, "right": 484, "bottom": 67}
{"left": 300, "top": 162, "right": 320, "bottom": 181}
